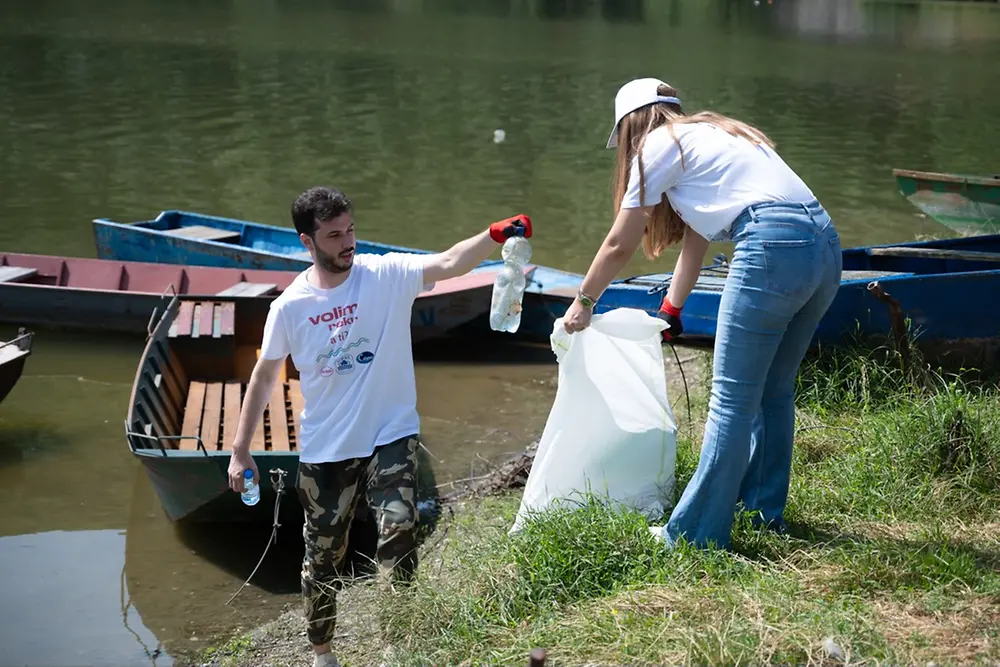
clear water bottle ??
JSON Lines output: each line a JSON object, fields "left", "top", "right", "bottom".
{"left": 489, "top": 236, "right": 532, "bottom": 333}
{"left": 241, "top": 469, "right": 260, "bottom": 506}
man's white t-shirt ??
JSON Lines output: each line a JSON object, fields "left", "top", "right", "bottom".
{"left": 259, "top": 252, "right": 425, "bottom": 464}
{"left": 620, "top": 122, "right": 817, "bottom": 241}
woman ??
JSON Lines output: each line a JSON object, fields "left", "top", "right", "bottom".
{"left": 562, "top": 77, "right": 842, "bottom": 550}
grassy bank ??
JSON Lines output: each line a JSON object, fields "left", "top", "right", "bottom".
{"left": 202, "top": 342, "right": 1000, "bottom": 666}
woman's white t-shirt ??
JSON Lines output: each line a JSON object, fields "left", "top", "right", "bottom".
{"left": 620, "top": 122, "right": 817, "bottom": 241}
{"left": 258, "top": 252, "right": 425, "bottom": 464}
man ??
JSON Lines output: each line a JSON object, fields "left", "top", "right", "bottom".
{"left": 226, "top": 186, "right": 532, "bottom": 667}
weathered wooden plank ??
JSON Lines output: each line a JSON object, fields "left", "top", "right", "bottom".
{"left": 0, "top": 266, "right": 38, "bottom": 283}
{"left": 223, "top": 382, "right": 242, "bottom": 451}
{"left": 250, "top": 384, "right": 267, "bottom": 451}
{"left": 867, "top": 246, "right": 1000, "bottom": 263}
{"left": 198, "top": 382, "right": 224, "bottom": 451}
{"left": 180, "top": 381, "right": 207, "bottom": 444}
{"left": 162, "top": 342, "right": 188, "bottom": 389}
{"left": 289, "top": 379, "right": 303, "bottom": 446}
{"left": 268, "top": 381, "right": 291, "bottom": 451}
{"left": 172, "top": 301, "right": 195, "bottom": 338}
{"left": 164, "top": 225, "right": 240, "bottom": 242}
{"left": 197, "top": 301, "right": 215, "bottom": 339}
{"left": 138, "top": 384, "right": 170, "bottom": 439}
{"left": 151, "top": 350, "right": 185, "bottom": 417}
{"left": 212, "top": 301, "right": 223, "bottom": 338}
{"left": 216, "top": 282, "right": 278, "bottom": 297}
{"left": 143, "top": 367, "right": 180, "bottom": 435}
{"left": 220, "top": 302, "right": 236, "bottom": 336}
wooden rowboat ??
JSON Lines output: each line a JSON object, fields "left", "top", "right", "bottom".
{"left": 0, "top": 328, "right": 32, "bottom": 406}
{"left": 92, "top": 209, "right": 582, "bottom": 341}
{"left": 125, "top": 295, "right": 442, "bottom": 523}
{"left": 0, "top": 252, "right": 516, "bottom": 344}
{"left": 893, "top": 168, "right": 1000, "bottom": 236}
{"left": 600, "top": 233, "right": 1000, "bottom": 363}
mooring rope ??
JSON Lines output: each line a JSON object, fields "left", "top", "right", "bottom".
{"left": 226, "top": 467, "right": 288, "bottom": 606}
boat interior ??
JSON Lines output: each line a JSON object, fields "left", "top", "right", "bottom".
{"left": 128, "top": 298, "right": 302, "bottom": 455}
{"left": 0, "top": 252, "right": 294, "bottom": 297}
{"left": 616, "top": 234, "right": 1000, "bottom": 293}
{"left": 122, "top": 210, "right": 427, "bottom": 258}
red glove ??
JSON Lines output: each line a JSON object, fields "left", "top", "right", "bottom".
{"left": 657, "top": 297, "right": 683, "bottom": 342}
{"left": 489, "top": 214, "right": 532, "bottom": 243}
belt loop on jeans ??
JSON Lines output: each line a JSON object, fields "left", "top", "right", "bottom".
{"left": 747, "top": 205, "right": 759, "bottom": 223}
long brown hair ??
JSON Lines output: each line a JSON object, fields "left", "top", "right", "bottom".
{"left": 611, "top": 83, "right": 776, "bottom": 259}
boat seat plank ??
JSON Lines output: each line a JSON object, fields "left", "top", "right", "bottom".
{"left": 268, "top": 381, "right": 291, "bottom": 451}
{"left": 216, "top": 282, "right": 278, "bottom": 297}
{"left": 867, "top": 247, "right": 1000, "bottom": 263}
{"left": 220, "top": 303, "right": 235, "bottom": 336}
{"left": 166, "top": 225, "right": 241, "bottom": 243}
{"left": 0, "top": 266, "right": 38, "bottom": 283}
{"left": 197, "top": 302, "right": 214, "bottom": 339}
{"left": 841, "top": 269, "right": 903, "bottom": 281}
{"left": 223, "top": 382, "right": 242, "bottom": 451}
{"left": 171, "top": 301, "right": 195, "bottom": 338}
{"left": 197, "top": 382, "right": 223, "bottom": 451}
{"left": 180, "top": 381, "right": 207, "bottom": 445}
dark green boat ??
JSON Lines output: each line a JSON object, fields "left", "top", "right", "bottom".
{"left": 893, "top": 168, "right": 1000, "bottom": 236}
{"left": 125, "top": 294, "right": 440, "bottom": 524}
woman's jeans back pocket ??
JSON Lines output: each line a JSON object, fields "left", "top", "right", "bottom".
{"left": 753, "top": 223, "right": 821, "bottom": 300}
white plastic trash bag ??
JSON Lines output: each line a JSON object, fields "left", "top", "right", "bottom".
{"left": 510, "top": 307, "right": 678, "bottom": 533}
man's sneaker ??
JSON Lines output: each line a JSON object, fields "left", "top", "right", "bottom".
{"left": 313, "top": 652, "right": 340, "bottom": 667}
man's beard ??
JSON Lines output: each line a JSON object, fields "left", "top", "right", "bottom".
{"left": 315, "top": 246, "right": 354, "bottom": 274}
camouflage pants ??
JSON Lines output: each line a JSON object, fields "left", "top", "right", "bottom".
{"left": 296, "top": 435, "right": 420, "bottom": 647}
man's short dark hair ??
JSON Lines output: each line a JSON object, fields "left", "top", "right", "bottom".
{"left": 291, "top": 187, "right": 353, "bottom": 237}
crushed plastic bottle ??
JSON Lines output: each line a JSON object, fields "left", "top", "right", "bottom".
{"left": 241, "top": 468, "right": 260, "bottom": 506}
{"left": 489, "top": 236, "right": 532, "bottom": 333}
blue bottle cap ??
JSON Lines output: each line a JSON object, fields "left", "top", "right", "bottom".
{"left": 243, "top": 469, "right": 254, "bottom": 479}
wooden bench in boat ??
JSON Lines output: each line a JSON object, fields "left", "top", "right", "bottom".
{"left": 866, "top": 247, "right": 1000, "bottom": 263}
{"left": 164, "top": 225, "right": 241, "bottom": 243}
{"left": 0, "top": 266, "right": 38, "bottom": 283}
{"left": 215, "top": 281, "right": 278, "bottom": 297}
{"left": 179, "top": 377, "right": 303, "bottom": 452}
{"left": 168, "top": 300, "right": 235, "bottom": 339}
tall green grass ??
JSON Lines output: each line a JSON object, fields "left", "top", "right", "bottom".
{"left": 330, "top": 340, "right": 1000, "bottom": 666}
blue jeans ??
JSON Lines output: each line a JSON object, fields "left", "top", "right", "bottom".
{"left": 663, "top": 199, "right": 842, "bottom": 549}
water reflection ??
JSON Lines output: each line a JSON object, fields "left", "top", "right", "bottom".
{"left": 0, "top": 529, "right": 169, "bottom": 667}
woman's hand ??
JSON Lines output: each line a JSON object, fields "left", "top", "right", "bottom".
{"left": 562, "top": 298, "right": 593, "bottom": 333}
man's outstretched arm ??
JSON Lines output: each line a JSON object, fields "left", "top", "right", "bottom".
{"left": 421, "top": 214, "right": 532, "bottom": 284}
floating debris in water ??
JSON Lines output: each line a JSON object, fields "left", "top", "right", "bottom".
{"left": 493, "top": 128, "right": 506, "bottom": 143}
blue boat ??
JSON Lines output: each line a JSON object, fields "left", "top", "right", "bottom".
{"left": 92, "top": 210, "right": 582, "bottom": 341}
{"left": 599, "top": 234, "right": 1000, "bottom": 356}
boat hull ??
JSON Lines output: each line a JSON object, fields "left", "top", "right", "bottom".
{"left": 600, "top": 234, "right": 1000, "bottom": 354}
{"left": 0, "top": 252, "right": 496, "bottom": 343}
{"left": 894, "top": 168, "right": 1000, "bottom": 236}
{"left": 125, "top": 296, "right": 444, "bottom": 525}
{"left": 0, "top": 329, "right": 32, "bottom": 405}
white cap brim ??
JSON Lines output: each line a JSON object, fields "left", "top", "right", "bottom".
{"left": 605, "top": 77, "right": 680, "bottom": 149}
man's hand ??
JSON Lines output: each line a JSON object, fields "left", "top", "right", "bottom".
{"left": 657, "top": 297, "right": 683, "bottom": 342}
{"left": 489, "top": 214, "right": 532, "bottom": 243}
{"left": 228, "top": 449, "right": 259, "bottom": 493}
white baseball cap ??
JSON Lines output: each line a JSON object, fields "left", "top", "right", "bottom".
{"left": 606, "top": 77, "right": 682, "bottom": 149}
